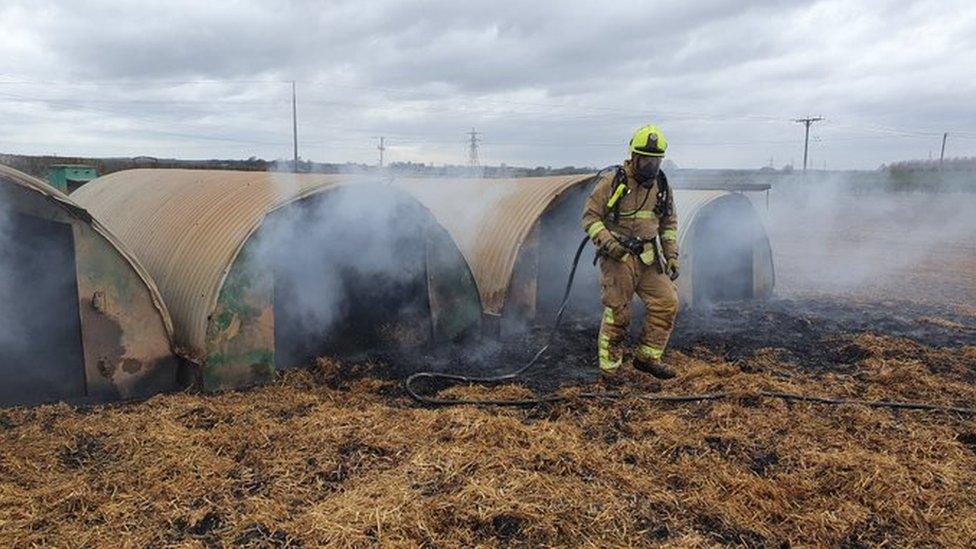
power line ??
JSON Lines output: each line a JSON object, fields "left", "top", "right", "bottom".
{"left": 0, "top": 76, "right": 794, "bottom": 124}
{"left": 2, "top": 76, "right": 972, "bottom": 138}
{"left": 793, "top": 116, "right": 824, "bottom": 172}
{"left": 1, "top": 82, "right": 970, "bottom": 142}
{"left": 2, "top": 76, "right": 971, "bottom": 163}
{"left": 3, "top": 89, "right": 968, "bottom": 153}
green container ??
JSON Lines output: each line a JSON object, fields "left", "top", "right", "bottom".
{"left": 47, "top": 164, "right": 98, "bottom": 193}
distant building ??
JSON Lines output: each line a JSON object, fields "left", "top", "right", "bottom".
{"left": 46, "top": 164, "right": 98, "bottom": 193}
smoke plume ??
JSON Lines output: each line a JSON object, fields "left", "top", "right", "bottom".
{"left": 761, "top": 173, "right": 976, "bottom": 305}
{"left": 254, "top": 178, "right": 433, "bottom": 366}
{"left": 0, "top": 197, "right": 88, "bottom": 404}
{"left": 0, "top": 202, "right": 21, "bottom": 351}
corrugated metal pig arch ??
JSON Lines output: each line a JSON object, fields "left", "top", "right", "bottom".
{"left": 396, "top": 175, "right": 596, "bottom": 336}
{"left": 524, "top": 187, "right": 777, "bottom": 326}
{"left": 0, "top": 165, "right": 178, "bottom": 407}
{"left": 398, "top": 176, "right": 775, "bottom": 336}
{"left": 526, "top": 187, "right": 776, "bottom": 325}
{"left": 72, "top": 170, "right": 481, "bottom": 391}
{"left": 674, "top": 191, "right": 775, "bottom": 307}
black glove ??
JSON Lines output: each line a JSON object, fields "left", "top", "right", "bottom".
{"left": 618, "top": 237, "right": 646, "bottom": 256}
{"left": 667, "top": 257, "right": 680, "bottom": 281}
{"left": 604, "top": 240, "right": 629, "bottom": 261}
{"left": 592, "top": 228, "right": 629, "bottom": 261}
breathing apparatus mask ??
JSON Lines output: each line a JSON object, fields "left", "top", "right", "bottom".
{"left": 634, "top": 155, "right": 662, "bottom": 188}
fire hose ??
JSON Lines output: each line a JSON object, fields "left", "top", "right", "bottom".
{"left": 404, "top": 235, "right": 592, "bottom": 406}
{"left": 403, "top": 239, "right": 976, "bottom": 416}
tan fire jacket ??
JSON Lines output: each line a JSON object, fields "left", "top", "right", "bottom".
{"left": 581, "top": 160, "right": 678, "bottom": 260}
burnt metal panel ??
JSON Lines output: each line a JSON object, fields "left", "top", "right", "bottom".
{"left": 73, "top": 221, "right": 180, "bottom": 401}
{"left": 0, "top": 164, "right": 178, "bottom": 405}
{"left": 204, "top": 234, "right": 274, "bottom": 390}
{"left": 425, "top": 221, "right": 482, "bottom": 342}
{"left": 74, "top": 170, "right": 482, "bottom": 389}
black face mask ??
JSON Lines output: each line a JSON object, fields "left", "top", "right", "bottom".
{"left": 634, "top": 157, "right": 662, "bottom": 188}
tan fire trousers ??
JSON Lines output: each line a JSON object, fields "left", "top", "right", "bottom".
{"left": 598, "top": 254, "right": 678, "bottom": 371}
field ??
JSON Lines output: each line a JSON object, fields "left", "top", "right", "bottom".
{"left": 2, "top": 193, "right": 975, "bottom": 547}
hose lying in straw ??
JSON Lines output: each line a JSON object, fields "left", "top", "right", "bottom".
{"left": 407, "top": 387, "right": 976, "bottom": 415}
{"left": 404, "top": 236, "right": 976, "bottom": 415}
{"left": 404, "top": 236, "right": 591, "bottom": 406}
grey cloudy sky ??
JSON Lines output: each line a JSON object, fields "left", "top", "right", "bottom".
{"left": 1, "top": 0, "right": 974, "bottom": 169}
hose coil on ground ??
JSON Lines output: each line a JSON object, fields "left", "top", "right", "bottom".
{"left": 403, "top": 238, "right": 976, "bottom": 416}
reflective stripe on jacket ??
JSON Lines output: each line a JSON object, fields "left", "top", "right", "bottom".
{"left": 581, "top": 161, "right": 679, "bottom": 258}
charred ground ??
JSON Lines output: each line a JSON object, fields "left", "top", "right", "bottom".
{"left": 2, "top": 190, "right": 976, "bottom": 546}
{"left": 364, "top": 297, "right": 976, "bottom": 396}
{"left": 3, "top": 294, "right": 975, "bottom": 547}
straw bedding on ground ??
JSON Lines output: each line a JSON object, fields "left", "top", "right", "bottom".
{"left": 2, "top": 309, "right": 976, "bottom": 547}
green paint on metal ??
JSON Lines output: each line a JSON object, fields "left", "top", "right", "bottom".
{"left": 204, "top": 238, "right": 274, "bottom": 391}
{"left": 203, "top": 348, "right": 274, "bottom": 388}
{"left": 214, "top": 247, "right": 263, "bottom": 326}
{"left": 425, "top": 223, "right": 482, "bottom": 341}
{"left": 74, "top": 225, "right": 137, "bottom": 301}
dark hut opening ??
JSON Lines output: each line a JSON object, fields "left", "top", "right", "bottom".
{"left": 0, "top": 212, "right": 86, "bottom": 406}
{"left": 536, "top": 180, "right": 602, "bottom": 321}
{"left": 690, "top": 195, "right": 765, "bottom": 307}
{"left": 269, "top": 188, "right": 433, "bottom": 367}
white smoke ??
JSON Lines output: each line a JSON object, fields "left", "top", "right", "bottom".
{"left": 252, "top": 178, "right": 434, "bottom": 366}
{"left": 760, "top": 173, "right": 976, "bottom": 303}
{"left": 0, "top": 193, "right": 93, "bottom": 405}
{"left": 398, "top": 177, "right": 515, "bottom": 260}
{"left": 0, "top": 201, "right": 22, "bottom": 351}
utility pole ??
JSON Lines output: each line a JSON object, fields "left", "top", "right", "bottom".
{"left": 467, "top": 128, "right": 481, "bottom": 167}
{"left": 793, "top": 116, "right": 824, "bottom": 172}
{"left": 376, "top": 137, "right": 386, "bottom": 167}
{"left": 291, "top": 81, "right": 299, "bottom": 172}
{"left": 940, "top": 132, "right": 948, "bottom": 169}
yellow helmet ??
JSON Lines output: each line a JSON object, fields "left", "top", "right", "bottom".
{"left": 629, "top": 124, "right": 667, "bottom": 157}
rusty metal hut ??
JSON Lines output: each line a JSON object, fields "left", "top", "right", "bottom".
{"left": 397, "top": 176, "right": 774, "bottom": 335}
{"left": 0, "top": 165, "right": 178, "bottom": 407}
{"left": 72, "top": 169, "right": 481, "bottom": 390}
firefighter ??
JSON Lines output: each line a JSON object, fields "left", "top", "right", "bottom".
{"left": 581, "top": 124, "right": 680, "bottom": 379}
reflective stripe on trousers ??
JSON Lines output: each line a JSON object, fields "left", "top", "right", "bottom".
{"left": 599, "top": 306, "right": 621, "bottom": 371}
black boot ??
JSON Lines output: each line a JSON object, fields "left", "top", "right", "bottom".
{"left": 634, "top": 359, "right": 676, "bottom": 379}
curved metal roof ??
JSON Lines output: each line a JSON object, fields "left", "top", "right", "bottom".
{"left": 673, "top": 189, "right": 734, "bottom": 245}
{"left": 670, "top": 190, "right": 775, "bottom": 305}
{"left": 72, "top": 169, "right": 371, "bottom": 356}
{"left": 0, "top": 164, "right": 174, "bottom": 340}
{"left": 398, "top": 176, "right": 767, "bottom": 316}
{"left": 397, "top": 175, "right": 594, "bottom": 314}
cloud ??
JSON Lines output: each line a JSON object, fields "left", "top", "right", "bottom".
{"left": 0, "top": 0, "right": 973, "bottom": 168}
